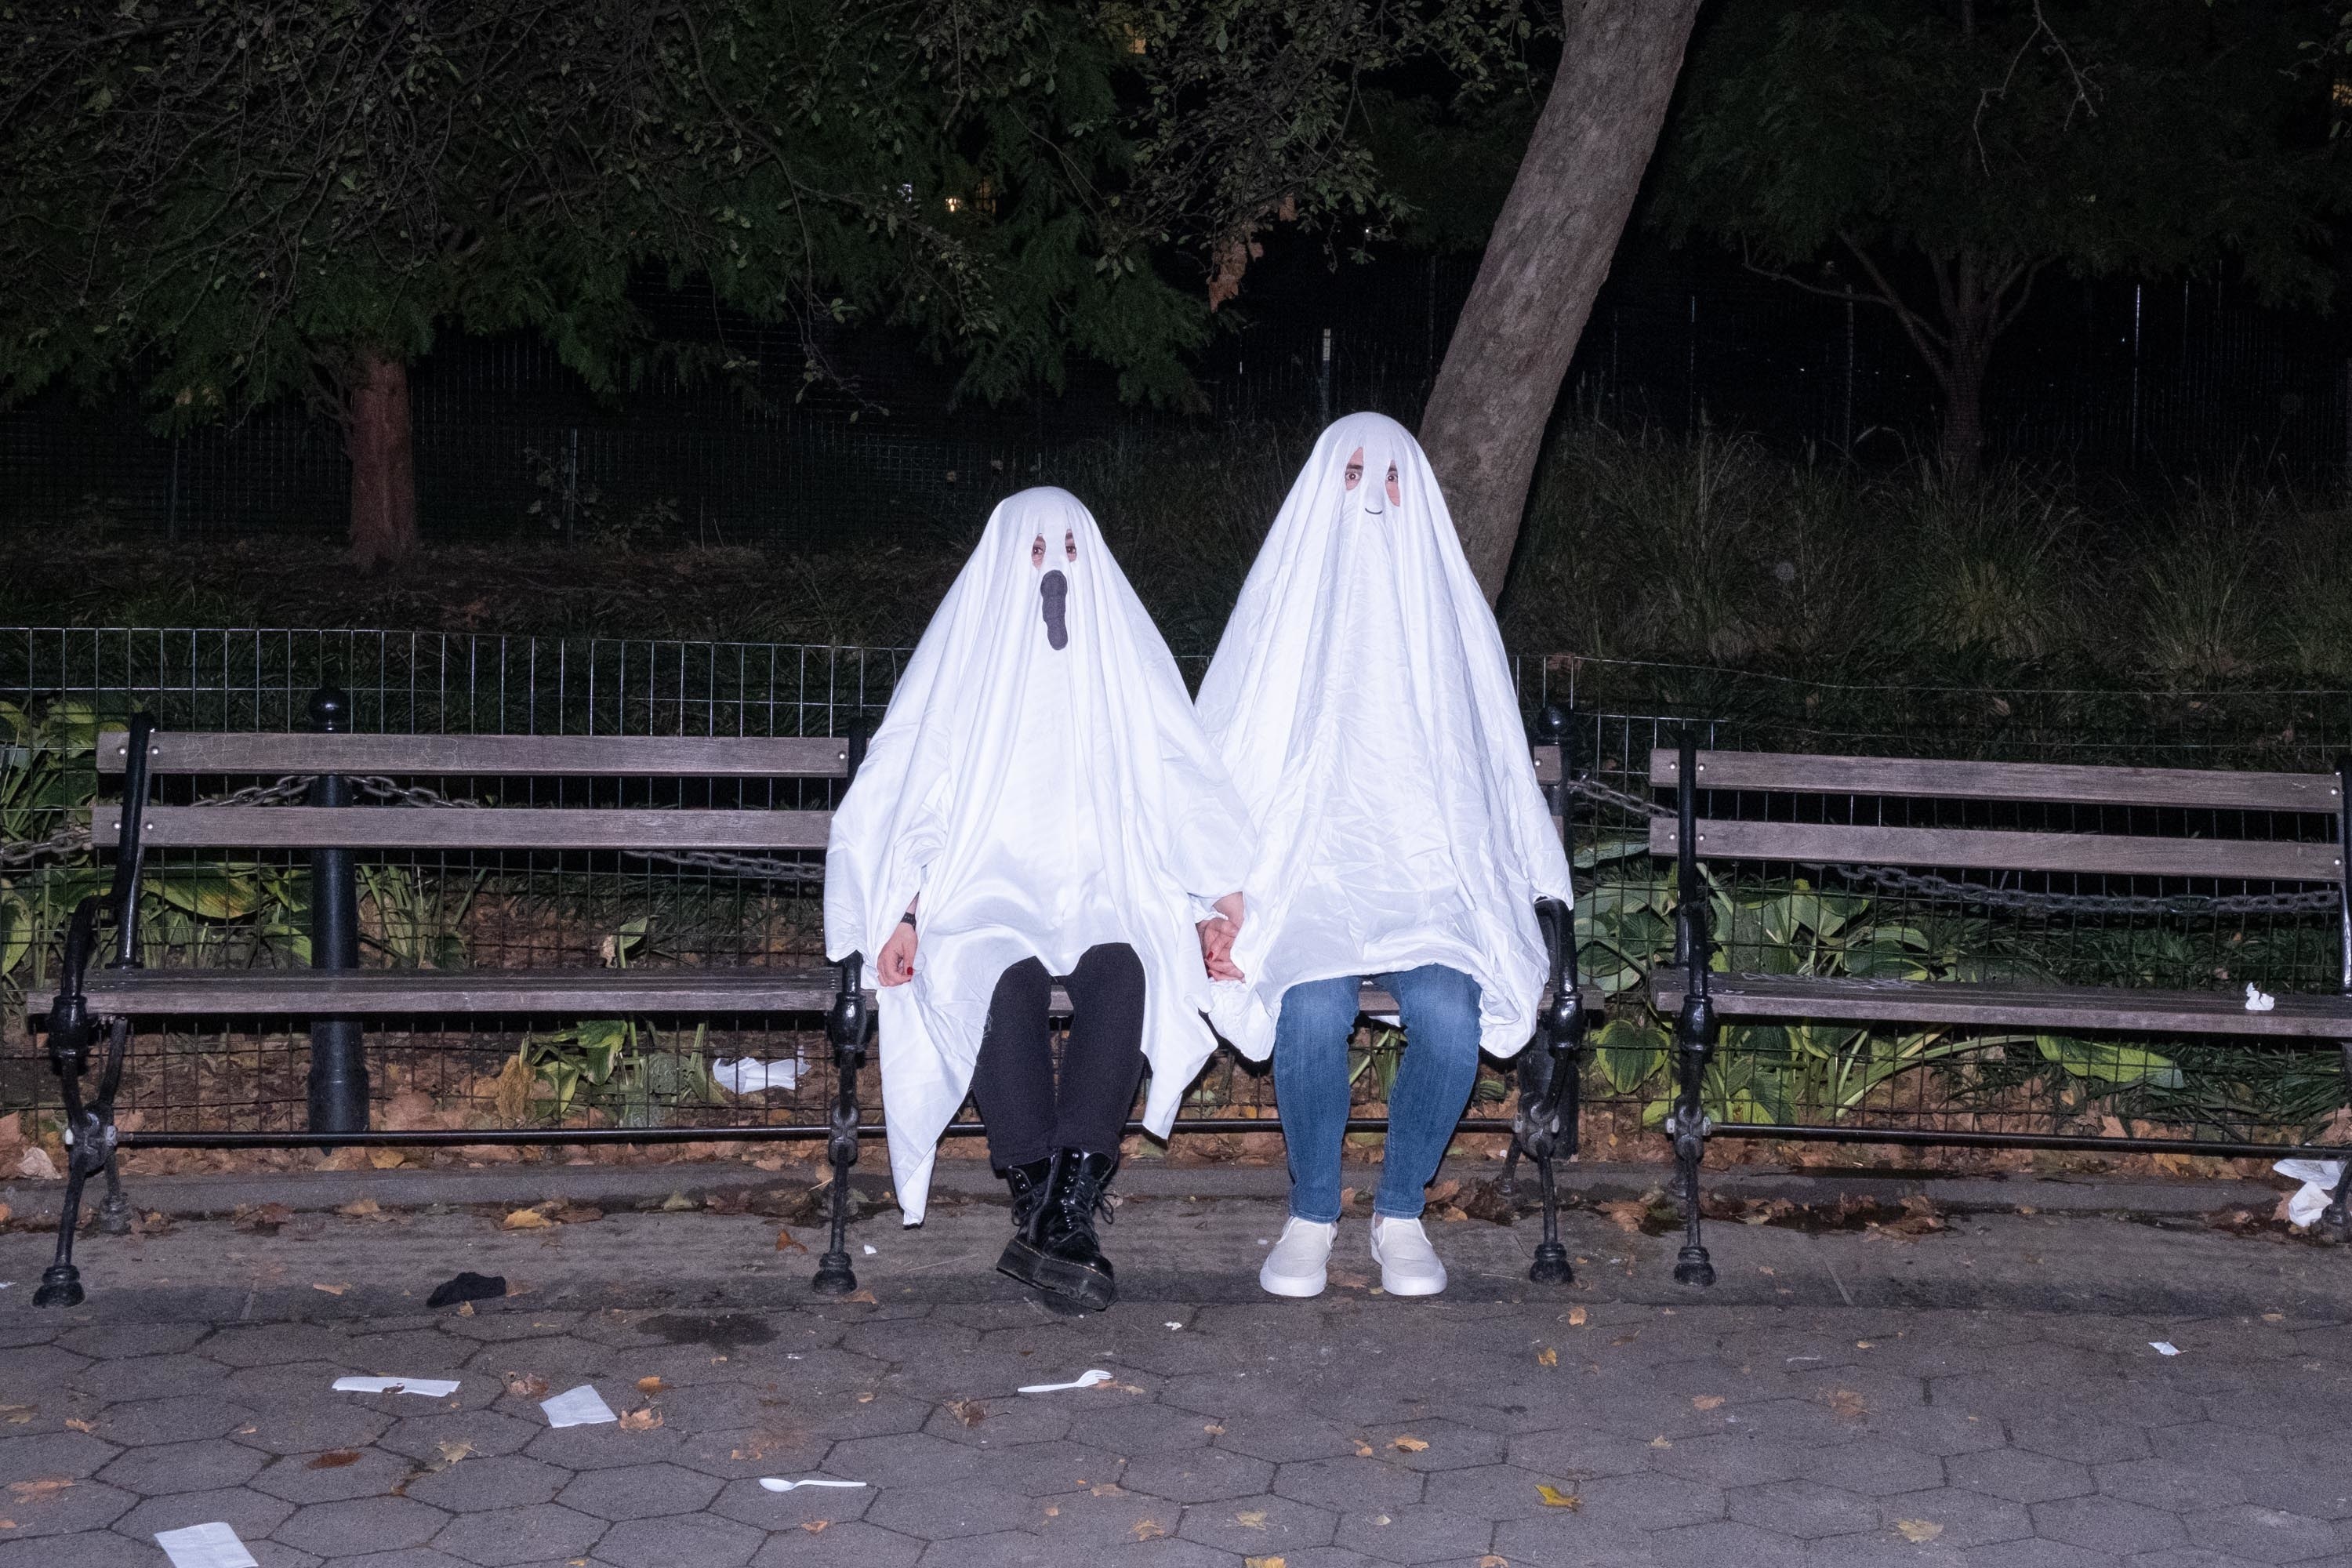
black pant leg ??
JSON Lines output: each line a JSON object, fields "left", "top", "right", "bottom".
{"left": 968, "top": 957, "right": 1057, "bottom": 1171}
{"left": 1052, "top": 942, "right": 1148, "bottom": 1155}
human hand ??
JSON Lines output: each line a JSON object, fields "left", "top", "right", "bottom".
{"left": 877, "top": 920, "right": 918, "bottom": 986}
{"left": 1198, "top": 891, "right": 1245, "bottom": 982}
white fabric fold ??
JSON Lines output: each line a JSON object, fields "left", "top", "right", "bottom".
{"left": 824, "top": 487, "right": 1255, "bottom": 1223}
{"left": 1195, "top": 412, "right": 1573, "bottom": 1062}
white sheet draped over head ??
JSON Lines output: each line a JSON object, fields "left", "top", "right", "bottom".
{"left": 824, "top": 487, "right": 1254, "bottom": 1224}
{"left": 1195, "top": 412, "right": 1573, "bottom": 1062}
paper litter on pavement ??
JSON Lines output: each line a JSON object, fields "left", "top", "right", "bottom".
{"left": 1018, "top": 1369, "right": 1113, "bottom": 1394}
{"left": 332, "top": 1376, "right": 461, "bottom": 1398}
{"left": 154, "top": 1523, "right": 260, "bottom": 1568}
{"left": 713, "top": 1058, "right": 800, "bottom": 1094}
{"left": 541, "top": 1385, "right": 618, "bottom": 1427}
{"left": 2274, "top": 1157, "right": 2347, "bottom": 1228}
{"left": 760, "top": 1477, "right": 868, "bottom": 1492}
{"left": 2244, "top": 983, "right": 2277, "bottom": 1012}
{"left": 2150, "top": 1341, "right": 2182, "bottom": 1356}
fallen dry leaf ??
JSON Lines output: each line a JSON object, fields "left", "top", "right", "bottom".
{"left": 307, "top": 1450, "right": 361, "bottom": 1470}
{"left": 775, "top": 1229, "right": 808, "bottom": 1254}
{"left": 1535, "top": 1483, "right": 1581, "bottom": 1509}
{"left": 501, "top": 1207, "right": 553, "bottom": 1231}
{"left": 1479, "top": 1558, "right": 1507, "bottom": 1568}
{"left": 0, "top": 1405, "right": 33, "bottom": 1425}
{"left": 1828, "top": 1388, "right": 1868, "bottom": 1420}
{"left": 8, "top": 1478, "right": 72, "bottom": 1501}
{"left": 1607, "top": 1330, "right": 1641, "bottom": 1348}
{"left": 503, "top": 1372, "right": 550, "bottom": 1399}
{"left": 1090, "top": 1483, "right": 1127, "bottom": 1498}
{"left": 842, "top": 1290, "right": 880, "bottom": 1305}
{"left": 457, "top": 1301, "right": 476, "bottom": 1317}
{"left": 800, "top": 1519, "right": 831, "bottom": 1534}
{"left": 1649, "top": 1436, "right": 1673, "bottom": 1450}
{"left": 637, "top": 1377, "right": 667, "bottom": 1396}
{"left": 1131, "top": 1520, "right": 1167, "bottom": 1541}
{"left": 1235, "top": 1508, "right": 1269, "bottom": 1529}
{"left": 1894, "top": 1519, "right": 1944, "bottom": 1543}
{"left": 312, "top": 1282, "right": 350, "bottom": 1297}
{"left": 1246, "top": 1558, "right": 1287, "bottom": 1568}
{"left": 436, "top": 1439, "right": 474, "bottom": 1466}
{"left": 1044, "top": 1505, "right": 1060, "bottom": 1518}
{"left": 618, "top": 1409, "right": 664, "bottom": 1432}
{"left": 1692, "top": 1396, "right": 1726, "bottom": 1411}
{"left": 1596, "top": 1199, "right": 1647, "bottom": 1232}
{"left": 1352, "top": 1442, "right": 1375, "bottom": 1457}
{"left": 947, "top": 1399, "right": 986, "bottom": 1427}
{"left": 1327, "top": 1270, "right": 1370, "bottom": 1290}
{"left": 1566, "top": 1306, "right": 1588, "bottom": 1327}
{"left": 368, "top": 1148, "right": 405, "bottom": 1170}
{"left": 1391, "top": 1436, "right": 1428, "bottom": 1454}
{"left": 1536, "top": 1348, "right": 1559, "bottom": 1367}
{"left": 1203, "top": 1424, "right": 1226, "bottom": 1436}
{"left": 855, "top": 1393, "right": 876, "bottom": 1404}
{"left": 337, "top": 1197, "right": 380, "bottom": 1218}
{"left": 64, "top": 1419, "right": 96, "bottom": 1434}
{"left": 550, "top": 1205, "right": 603, "bottom": 1225}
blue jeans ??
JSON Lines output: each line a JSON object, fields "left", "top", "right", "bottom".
{"left": 1272, "top": 964, "right": 1483, "bottom": 1223}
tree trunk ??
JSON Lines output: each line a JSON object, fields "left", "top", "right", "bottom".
{"left": 346, "top": 350, "right": 417, "bottom": 568}
{"left": 1938, "top": 250, "right": 2000, "bottom": 481}
{"left": 1417, "top": 0, "right": 1704, "bottom": 603}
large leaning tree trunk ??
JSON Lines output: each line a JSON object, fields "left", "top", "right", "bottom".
{"left": 1419, "top": 0, "right": 1704, "bottom": 602}
{"left": 344, "top": 350, "right": 419, "bottom": 569}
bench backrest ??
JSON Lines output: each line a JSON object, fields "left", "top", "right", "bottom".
{"left": 1647, "top": 747, "right": 2348, "bottom": 884}
{"left": 97, "top": 728, "right": 1565, "bottom": 851}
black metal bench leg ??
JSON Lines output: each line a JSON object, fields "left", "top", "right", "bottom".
{"left": 35, "top": 1017, "right": 123, "bottom": 1308}
{"left": 1512, "top": 1038, "right": 1580, "bottom": 1286}
{"left": 96, "top": 1157, "right": 132, "bottom": 1236}
{"left": 1668, "top": 1006, "right": 1716, "bottom": 1287}
{"left": 812, "top": 956, "right": 869, "bottom": 1297}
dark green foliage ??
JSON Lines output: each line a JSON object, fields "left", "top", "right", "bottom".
{"left": 0, "top": 0, "right": 1521, "bottom": 432}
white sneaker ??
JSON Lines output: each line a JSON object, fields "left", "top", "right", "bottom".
{"left": 1368, "top": 1215, "right": 1447, "bottom": 1297}
{"left": 1258, "top": 1217, "right": 1337, "bottom": 1298}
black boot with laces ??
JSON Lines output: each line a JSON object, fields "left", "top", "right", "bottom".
{"left": 994, "top": 1158, "right": 1053, "bottom": 1276}
{"left": 997, "top": 1148, "right": 1119, "bottom": 1312}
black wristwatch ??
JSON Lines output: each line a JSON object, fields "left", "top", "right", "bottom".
{"left": 899, "top": 911, "right": 918, "bottom": 928}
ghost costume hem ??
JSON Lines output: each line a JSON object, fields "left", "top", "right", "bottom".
{"left": 822, "top": 488, "right": 1254, "bottom": 1225}
{"left": 1196, "top": 412, "right": 1573, "bottom": 1065}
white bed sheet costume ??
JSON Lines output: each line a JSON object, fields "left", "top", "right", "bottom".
{"left": 823, "top": 487, "right": 1255, "bottom": 1225}
{"left": 1196, "top": 411, "right": 1573, "bottom": 1062}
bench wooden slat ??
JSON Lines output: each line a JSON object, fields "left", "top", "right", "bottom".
{"left": 67, "top": 967, "right": 1603, "bottom": 1021}
{"left": 97, "top": 731, "right": 851, "bottom": 779}
{"left": 1652, "top": 972, "right": 2352, "bottom": 1039}
{"left": 1647, "top": 816, "right": 2343, "bottom": 883}
{"left": 1650, "top": 750, "right": 2342, "bottom": 814}
{"left": 93, "top": 806, "right": 836, "bottom": 852}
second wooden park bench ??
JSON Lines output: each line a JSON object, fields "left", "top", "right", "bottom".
{"left": 1646, "top": 739, "right": 2352, "bottom": 1285}
{"left": 31, "top": 695, "right": 1595, "bottom": 1305}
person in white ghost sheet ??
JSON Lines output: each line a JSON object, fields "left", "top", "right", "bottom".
{"left": 823, "top": 487, "right": 1253, "bottom": 1312}
{"left": 1196, "top": 414, "right": 1574, "bottom": 1300}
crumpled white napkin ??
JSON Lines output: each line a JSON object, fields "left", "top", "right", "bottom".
{"left": 713, "top": 1058, "right": 799, "bottom": 1094}
{"left": 2274, "top": 1158, "right": 2345, "bottom": 1228}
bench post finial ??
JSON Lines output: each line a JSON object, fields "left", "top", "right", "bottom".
{"left": 306, "top": 684, "right": 368, "bottom": 1141}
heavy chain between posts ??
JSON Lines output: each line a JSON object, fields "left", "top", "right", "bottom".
{"left": 1566, "top": 775, "right": 2344, "bottom": 918}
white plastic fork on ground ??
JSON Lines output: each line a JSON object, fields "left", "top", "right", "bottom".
{"left": 1018, "top": 1369, "right": 1113, "bottom": 1394}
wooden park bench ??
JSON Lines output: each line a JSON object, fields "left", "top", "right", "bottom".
{"left": 1646, "top": 739, "right": 2352, "bottom": 1286}
{"left": 33, "top": 695, "right": 1594, "bottom": 1305}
